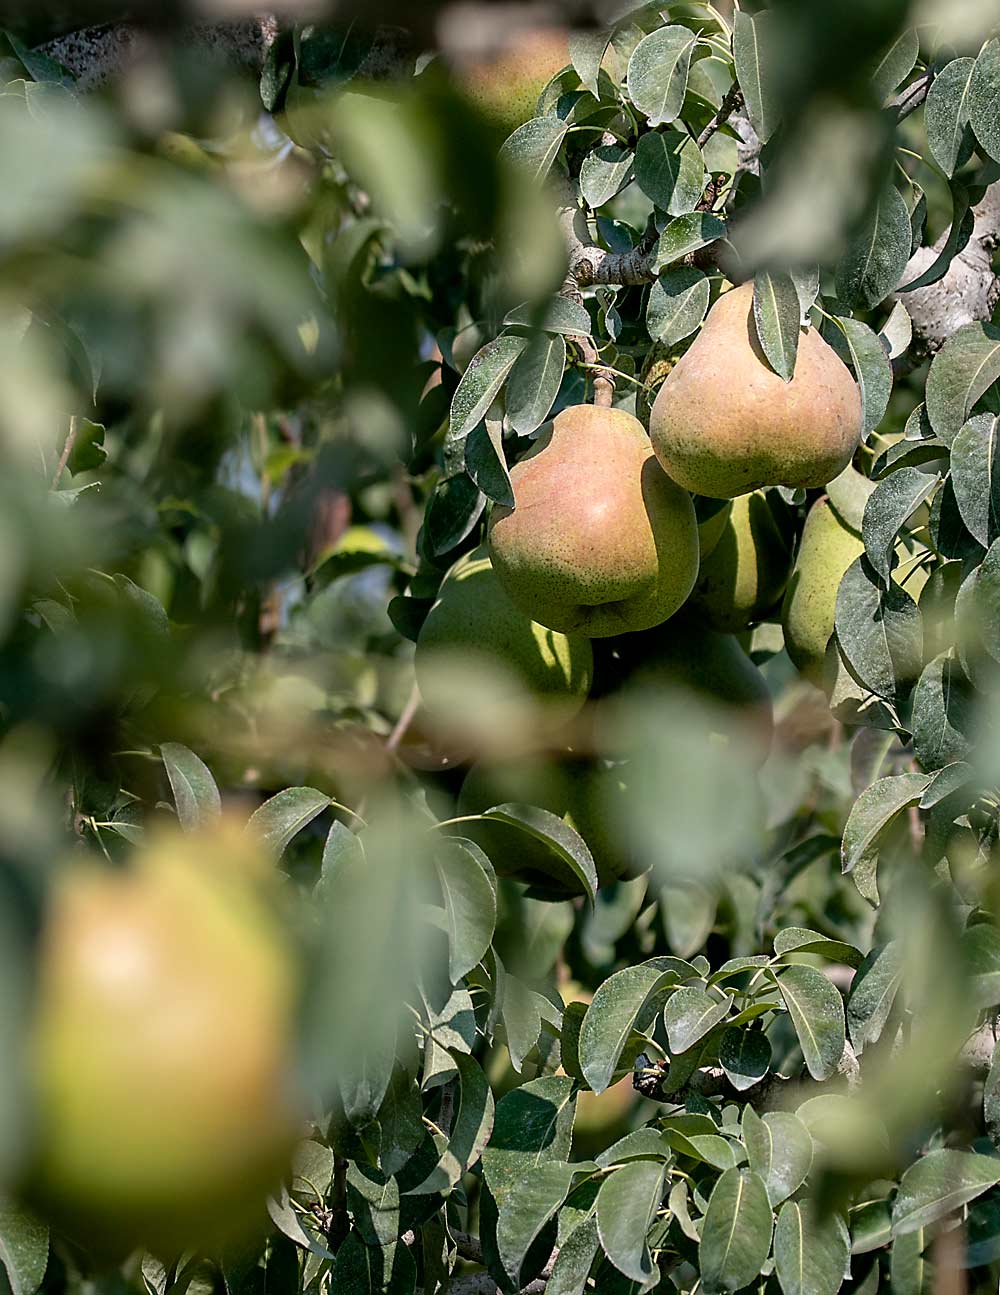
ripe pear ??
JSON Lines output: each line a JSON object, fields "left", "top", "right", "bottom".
{"left": 688, "top": 490, "right": 794, "bottom": 632}
{"left": 26, "top": 825, "right": 301, "bottom": 1252}
{"left": 781, "top": 496, "right": 865, "bottom": 685}
{"left": 415, "top": 544, "right": 593, "bottom": 718}
{"left": 697, "top": 499, "right": 733, "bottom": 560}
{"left": 457, "top": 754, "right": 635, "bottom": 892}
{"left": 458, "top": 28, "right": 570, "bottom": 136}
{"left": 488, "top": 405, "right": 699, "bottom": 638}
{"left": 649, "top": 283, "right": 862, "bottom": 499}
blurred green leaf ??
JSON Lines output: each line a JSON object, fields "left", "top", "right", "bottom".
{"left": 160, "top": 742, "right": 221, "bottom": 832}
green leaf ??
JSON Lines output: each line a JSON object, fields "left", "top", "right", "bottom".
{"left": 861, "top": 467, "right": 937, "bottom": 585}
{"left": 497, "top": 1161, "right": 581, "bottom": 1283}
{"left": 847, "top": 942, "right": 902, "bottom": 1051}
{"left": 433, "top": 839, "right": 496, "bottom": 983}
{"left": 835, "top": 183, "right": 911, "bottom": 310}
{"left": 841, "top": 773, "right": 930, "bottom": 874}
{"left": 0, "top": 1204, "right": 47, "bottom": 1295}
{"left": 425, "top": 473, "right": 485, "bottom": 557}
{"left": 160, "top": 742, "right": 221, "bottom": 832}
{"left": 871, "top": 29, "right": 919, "bottom": 101}
{"left": 718, "top": 1028, "right": 772, "bottom": 1092}
{"left": 911, "top": 653, "right": 975, "bottom": 772}
{"left": 66, "top": 419, "right": 106, "bottom": 474}
{"left": 246, "top": 787, "right": 330, "bottom": 857}
{"left": 481, "top": 1075, "right": 576, "bottom": 1202}
{"left": 654, "top": 212, "right": 726, "bottom": 269}
{"left": 546, "top": 1216, "right": 600, "bottom": 1295}
{"left": 774, "top": 1201, "right": 850, "bottom": 1295}
{"left": 893, "top": 1150, "right": 1000, "bottom": 1236}
{"left": 970, "top": 38, "right": 1000, "bottom": 163}
{"left": 579, "top": 961, "right": 682, "bottom": 1094}
{"left": 834, "top": 555, "right": 923, "bottom": 702}
{"left": 829, "top": 316, "right": 893, "bottom": 439}
{"left": 478, "top": 804, "right": 597, "bottom": 900}
{"left": 660, "top": 878, "right": 717, "bottom": 958}
{"left": 963, "top": 923, "right": 1000, "bottom": 1008}
{"left": 646, "top": 269, "right": 710, "bottom": 346}
{"left": 774, "top": 965, "right": 846, "bottom": 1081}
{"left": 568, "top": 29, "right": 610, "bottom": 97}
{"left": 663, "top": 985, "right": 732, "bottom": 1054}
{"left": 499, "top": 115, "right": 569, "bottom": 181}
{"left": 890, "top": 1228, "right": 926, "bottom": 1295}
{"left": 505, "top": 333, "right": 566, "bottom": 435}
{"left": 699, "top": 1168, "right": 773, "bottom": 1293}
{"left": 626, "top": 26, "right": 697, "bottom": 126}
{"left": 633, "top": 129, "right": 705, "bottom": 216}
{"left": 500, "top": 975, "right": 543, "bottom": 1074}
{"left": 950, "top": 413, "right": 1000, "bottom": 547}
{"left": 504, "top": 298, "right": 591, "bottom": 336}
{"left": 742, "top": 1107, "right": 813, "bottom": 1208}
{"left": 733, "top": 11, "right": 778, "bottom": 143}
{"left": 925, "top": 322, "right": 1000, "bottom": 446}
{"left": 1, "top": 31, "right": 73, "bottom": 88}
{"left": 329, "top": 1230, "right": 415, "bottom": 1294}
{"left": 753, "top": 271, "right": 801, "bottom": 382}
{"left": 773, "top": 927, "right": 863, "bottom": 968}
{"left": 449, "top": 334, "right": 529, "bottom": 442}
{"left": 465, "top": 421, "right": 514, "bottom": 508}
{"left": 579, "top": 142, "right": 634, "bottom": 208}
{"left": 900, "top": 181, "right": 975, "bottom": 296}
{"left": 925, "top": 57, "right": 977, "bottom": 176}
{"left": 596, "top": 1159, "right": 665, "bottom": 1286}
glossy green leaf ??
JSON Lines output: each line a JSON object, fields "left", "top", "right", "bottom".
{"left": 774, "top": 964, "right": 846, "bottom": 1081}
{"left": 925, "top": 322, "right": 1000, "bottom": 445}
{"left": 505, "top": 332, "right": 566, "bottom": 435}
{"left": 742, "top": 1107, "right": 813, "bottom": 1207}
{"left": 449, "top": 334, "right": 528, "bottom": 442}
{"left": 774, "top": 1200, "right": 850, "bottom": 1295}
{"left": 246, "top": 786, "right": 330, "bottom": 857}
{"left": 626, "top": 26, "right": 697, "bottom": 126}
{"left": 596, "top": 1159, "right": 665, "bottom": 1286}
{"left": 579, "top": 962, "right": 681, "bottom": 1093}
{"left": 634, "top": 129, "right": 705, "bottom": 216}
{"left": 753, "top": 270, "right": 801, "bottom": 382}
{"left": 861, "top": 467, "right": 937, "bottom": 585}
{"left": 699, "top": 1168, "right": 773, "bottom": 1293}
{"left": 893, "top": 1150, "right": 1000, "bottom": 1236}
{"left": 160, "top": 742, "right": 221, "bottom": 832}
{"left": 663, "top": 985, "right": 732, "bottom": 1054}
{"left": 646, "top": 269, "right": 710, "bottom": 346}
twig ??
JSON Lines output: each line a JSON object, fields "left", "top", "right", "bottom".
{"left": 889, "top": 67, "right": 936, "bottom": 121}
{"left": 51, "top": 416, "right": 79, "bottom": 490}
{"left": 329, "top": 1155, "right": 350, "bottom": 1250}
{"left": 696, "top": 82, "right": 744, "bottom": 150}
{"left": 385, "top": 682, "right": 421, "bottom": 757}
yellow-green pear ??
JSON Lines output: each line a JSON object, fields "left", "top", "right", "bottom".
{"left": 649, "top": 283, "right": 862, "bottom": 499}
{"left": 415, "top": 545, "right": 593, "bottom": 718}
{"left": 457, "top": 754, "right": 635, "bottom": 892}
{"left": 781, "top": 496, "right": 865, "bottom": 684}
{"left": 688, "top": 490, "right": 794, "bottom": 632}
{"left": 488, "top": 405, "right": 699, "bottom": 638}
{"left": 26, "top": 824, "right": 301, "bottom": 1253}
{"left": 457, "top": 29, "right": 570, "bottom": 136}
{"left": 697, "top": 499, "right": 733, "bottom": 560}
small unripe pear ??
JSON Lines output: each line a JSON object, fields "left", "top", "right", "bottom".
{"left": 781, "top": 496, "right": 865, "bottom": 684}
{"left": 415, "top": 544, "right": 593, "bottom": 716}
{"left": 488, "top": 405, "right": 699, "bottom": 638}
{"left": 689, "top": 490, "right": 794, "bottom": 632}
{"left": 649, "top": 283, "right": 862, "bottom": 499}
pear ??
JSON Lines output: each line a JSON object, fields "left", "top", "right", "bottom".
{"left": 649, "top": 283, "right": 862, "bottom": 499}
{"left": 27, "top": 825, "right": 301, "bottom": 1252}
{"left": 781, "top": 496, "right": 865, "bottom": 684}
{"left": 458, "top": 29, "right": 570, "bottom": 136}
{"left": 457, "top": 754, "right": 635, "bottom": 892}
{"left": 415, "top": 544, "right": 593, "bottom": 718}
{"left": 488, "top": 405, "right": 699, "bottom": 638}
{"left": 688, "top": 490, "right": 794, "bottom": 632}
{"left": 697, "top": 499, "right": 733, "bottom": 560}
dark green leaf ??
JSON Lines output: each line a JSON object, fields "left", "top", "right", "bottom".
{"left": 568, "top": 29, "right": 611, "bottom": 97}
{"left": 246, "top": 787, "right": 329, "bottom": 856}
{"left": 596, "top": 1159, "right": 665, "bottom": 1286}
{"left": 497, "top": 1161, "right": 582, "bottom": 1283}
{"left": 465, "top": 421, "right": 514, "bottom": 507}
{"left": 504, "top": 298, "right": 591, "bottom": 336}
{"left": 505, "top": 333, "right": 566, "bottom": 435}
{"left": 847, "top": 942, "right": 902, "bottom": 1051}
{"left": 773, "top": 927, "right": 864, "bottom": 968}
{"left": 579, "top": 962, "right": 681, "bottom": 1093}
{"left": 911, "top": 653, "right": 975, "bottom": 771}
{"left": 634, "top": 129, "right": 705, "bottom": 216}
{"left": 546, "top": 1216, "right": 599, "bottom": 1295}
{"left": 985, "top": 1040, "right": 1000, "bottom": 1150}
{"left": 160, "top": 742, "right": 221, "bottom": 832}
{"left": 893, "top": 1151, "right": 1000, "bottom": 1236}
{"left": 861, "top": 467, "right": 937, "bottom": 585}
{"left": 899, "top": 181, "right": 975, "bottom": 293}
{"left": 889, "top": 1228, "right": 926, "bottom": 1295}
{"left": 925, "top": 58, "right": 977, "bottom": 176}
{"left": 433, "top": 839, "right": 496, "bottom": 983}
{"left": 718, "top": 1028, "right": 772, "bottom": 1092}
{"left": 774, "top": 964, "right": 846, "bottom": 1081}
{"left": 66, "top": 419, "right": 106, "bottom": 474}
{"left": 835, "top": 555, "right": 923, "bottom": 701}
{"left": 481, "top": 1076, "right": 576, "bottom": 1202}
{"left": 753, "top": 271, "right": 801, "bottom": 382}
{"left": 626, "top": 26, "right": 697, "bottom": 126}
{"left": 329, "top": 1230, "right": 415, "bottom": 1294}
{"left": 663, "top": 985, "right": 732, "bottom": 1054}
{"left": 774, "top": 1201, "right": 850, "bottom": 1295}
{"left": 835, "top": 183, "right": 911, "bottom": 310}
{"left": 733, "top": 11, "right": 778, "bottom": 142}
{"left": 478, "top": 804, "right": 597, "bottom": 900}
{"left": 743, "top": 1108, "right": 813, "bottom": 1207}
{"left": 925, "top": 322, "right": 1000, "bottom": 445}
{"left": 646, "top": 269, "right": 710, "bottom": 346}
{"left": 425, "top": 473, "right": 486, "bottom": 557}
{"left": 699, "top": 1168, "right": 773, "bottom": 1293}
{"left": 871, "top": 29, "right": 920, "bottom": 101}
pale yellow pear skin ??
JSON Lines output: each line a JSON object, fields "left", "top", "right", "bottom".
{"left": 781, "top": 497, "right": 865, "bottom": 684}
{"left": 689, "top": 490, "right": 794, "bottom": 632}
{"left": 649, "top": 283, "right": 863, "bottom": 499}
{"left": 488, "top": 405, "right": 699, "bottom": 638}
{"left": 415, "top": 544, "right": 593, "bottom": 712}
